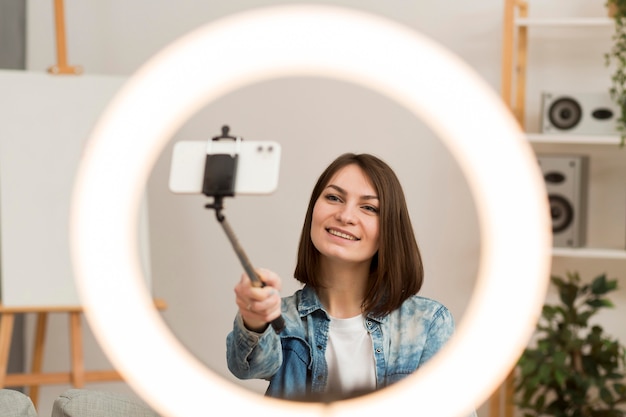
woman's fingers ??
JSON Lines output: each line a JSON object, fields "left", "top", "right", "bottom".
{"left": 246, "top": 287, "right": 280, "bottom": 315}
{"left": 234, "top": 269, "right": 282, "bottom": 331}
{"left": 255, "top": 268, "right": 282, "bottom": 291}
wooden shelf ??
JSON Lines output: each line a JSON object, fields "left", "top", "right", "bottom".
{"left": 552, "top": 247, "right": 626, "bottom": 260}
{"left": 492, "top": 2, "right": 625, "bottom": 416}
{"left": 515, "top": 17, "right": 613, "bottom": 27}
{"left": 526, "top": 133, "right": 623, "bottom": 145}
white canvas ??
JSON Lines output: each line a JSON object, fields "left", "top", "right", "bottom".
{"left": 0, "top": 70, "right": 151, "bottom": 307}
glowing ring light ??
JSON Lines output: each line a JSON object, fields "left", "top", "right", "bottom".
{"left": 71, "top": 5, "right": 551, "bottom": 417}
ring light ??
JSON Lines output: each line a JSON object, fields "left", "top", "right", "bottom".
{"left": 70, "top": 5, "right": 551, "bottom": 417}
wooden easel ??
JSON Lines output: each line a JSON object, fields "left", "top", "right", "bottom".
{"left": 0, "top": 300, "right": 167, "bottom": 408}
{"left": 47, "top": 0, "right": 82, "bottom": 75}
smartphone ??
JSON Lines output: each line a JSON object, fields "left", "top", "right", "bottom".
{"left": 168, "top": 140, "right": 281, "bottom": 195}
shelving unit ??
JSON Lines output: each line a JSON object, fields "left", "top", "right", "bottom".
{"left": 516, "top": 17, "right": 612, "bottom": 27}
{"left": 552, "top": 247, "right": 626, "bottom": 260}
{"left": 527, "top": 133, "right": 622, "bottom": 145}
{"left": 489, "top": 1, "right": 626, "bottom": 417}
{"left": 501, "top": 0, "right": 626, "bottom": 260}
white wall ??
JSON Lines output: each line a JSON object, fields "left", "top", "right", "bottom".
{"left": 14, "top": 1, "right": 625, "bottom": 417}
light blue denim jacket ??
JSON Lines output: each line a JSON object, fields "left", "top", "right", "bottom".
{"left": 226, "top": 285, "right": 455, "bottom": 401}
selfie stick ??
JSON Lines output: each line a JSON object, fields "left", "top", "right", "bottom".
{"left": 203, "top": 126, "right": 285, "bottom": 334}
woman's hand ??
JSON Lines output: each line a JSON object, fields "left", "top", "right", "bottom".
{"left": 234, "top": 268, "right": 282, "bottom": 333}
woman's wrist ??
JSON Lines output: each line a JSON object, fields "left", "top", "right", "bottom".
{"left": 242, "top": 316, "right": 270, "bottom": 333}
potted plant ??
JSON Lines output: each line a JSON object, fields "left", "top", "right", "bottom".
{"left": 605, "top": 0, "right": 626, "bottom": 147}
{"left": 514, "top": 271, "right": 626, "bottom": 416}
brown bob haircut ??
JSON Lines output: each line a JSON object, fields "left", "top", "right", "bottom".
{"left": 293, "top": 153, "right": 424, "bottom": 317}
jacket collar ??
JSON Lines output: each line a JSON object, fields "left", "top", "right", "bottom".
{"left": 297, "top": 285, "right": 326, "bottom": 318}
{"left": 297, "top": 285, "right": 386, "bottom": 323}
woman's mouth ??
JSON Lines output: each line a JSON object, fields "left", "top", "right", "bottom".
{"left": 326, "top": 228, "right": 360, "bottom": 241}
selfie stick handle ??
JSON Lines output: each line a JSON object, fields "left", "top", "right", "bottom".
{"left": 207, "top": 200, "right": 286, "bottom": 334}
{"left": 204, "top": 126, "right": 284, "bottom": 334}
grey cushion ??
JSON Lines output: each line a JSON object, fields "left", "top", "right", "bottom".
{"left": 51, "top": 389, "right": 160, "bottom": 417}
{"left": 0, "top": 389, "right": 38, "bottom": 417}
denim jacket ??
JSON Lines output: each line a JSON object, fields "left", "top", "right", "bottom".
{"left": 226, "top": 285, "right": 455, "bottom": 401}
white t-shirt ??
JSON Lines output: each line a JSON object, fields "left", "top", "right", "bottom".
{"left": 325, "top": 314, "right": 376, "bottom": 397}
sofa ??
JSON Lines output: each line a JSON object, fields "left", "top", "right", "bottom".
{"left": 0, "top": 388, "right": 160, "bottom": 417}
{"left": 0, "top": 388, "right": 37, "bottom": 417}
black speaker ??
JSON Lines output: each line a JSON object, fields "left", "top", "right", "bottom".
{"left": 541, "top": 92, "right": 619, "bottom": 135}
{"left": 537, "top": 155, "right": 589, "bottom": 248}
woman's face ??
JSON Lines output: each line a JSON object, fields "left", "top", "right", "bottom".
{"left": 310, "top": 164, "right": 380, "bottom": 267}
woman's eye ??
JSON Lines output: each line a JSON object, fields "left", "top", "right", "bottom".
{"left": 363, "top": 205, "right": 379, "bottom": 214}
{"left": 325, "top": 194, "right": 341, "bottom": 202}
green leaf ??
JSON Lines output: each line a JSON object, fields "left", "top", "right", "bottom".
{"left": 519, "top": 357, "right": 537, "bottom": 377}
{"left": 559, "top": 283, "right": 578, "bottom": 308}
{"left": 553, "top": 350, "right": 567, "bottom": 367}
{"left": 552, "top": 275, "right": 568, "bottom": 288}
{"left": 554, "top": 368, "right": 567, "bottom": 387}
{"left": 614, "top": 382, "right": 626, "bottom": 395}
{"left": 600, "top": 386, "right": 615, "bottom": 404}
{"left": 591, "top": 274, "right": 609, "bottom": 294}
{"left": 587, "top": 298, "right": 615, "bottom": 308}
{"left": 576, "top": 310, "right": 595, "bottom": 326}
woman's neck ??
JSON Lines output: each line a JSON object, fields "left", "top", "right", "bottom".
{"left": 317, "top": 261, "right": 369, "bottom": 318}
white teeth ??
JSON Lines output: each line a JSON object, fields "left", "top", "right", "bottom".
{"left": 328, "top": 229, "right": 358, "bottom": 240}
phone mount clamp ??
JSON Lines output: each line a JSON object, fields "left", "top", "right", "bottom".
{"left": 203, "top": 125, "right": 285, "bottom": 334}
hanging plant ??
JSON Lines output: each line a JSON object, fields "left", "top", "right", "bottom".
{"left": 605, "top": 0, "right": 626, "bottom": 147}
{"left": 514, "top": 272, "right": 626, "bottom": 416}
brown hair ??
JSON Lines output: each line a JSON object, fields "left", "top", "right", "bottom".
{"left": 293, "top": 153, "right": 424, "bottom": 317}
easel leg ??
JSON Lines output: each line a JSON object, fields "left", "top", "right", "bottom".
{"left": 29, "top": 312, "right": 48, "bottom": 408}
{"left": 0, "top": 313, "right": 15, "bottom": 387}
{"left": 69, "top": 312, "right": 85, "bottom": 388}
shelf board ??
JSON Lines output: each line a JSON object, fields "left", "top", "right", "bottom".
{"left": 552, "top": 247, "right": 626, "bottom": 260}
{"left": 515, "top": 17, "right": 613, "bottom": 27}
{"left": 526, "top": 133, "right": 623, "bottom": 145}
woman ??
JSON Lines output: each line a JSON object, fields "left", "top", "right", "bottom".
{"left": 226, "top": 153, "right": 455, "bottom": 401}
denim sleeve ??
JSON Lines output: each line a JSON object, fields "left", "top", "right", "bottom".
{"left": 226, "top": 314, "right": 283, "bottom": 380}
{"left": 420, "top": 305, "right": 455, "bottom": 366}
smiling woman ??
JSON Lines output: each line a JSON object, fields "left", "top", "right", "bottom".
{"left": 70, "top": 4, "right": 550, "bottom": 417}
{"left": 228, "top": 153, "right": 455, "bottom": 402}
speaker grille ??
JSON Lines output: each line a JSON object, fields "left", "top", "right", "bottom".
{"left": 547, "top": 97, "right": 582, "bottom": 130}
{"left": 537, "top": 155, "right": 589, "bottom": 248}
{"left": 548, "top": 194, "right": 574, "bottom": 233}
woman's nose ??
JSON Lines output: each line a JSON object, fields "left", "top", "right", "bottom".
{"left": 335, "top": 204, "right": 356, "bottom": 224}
